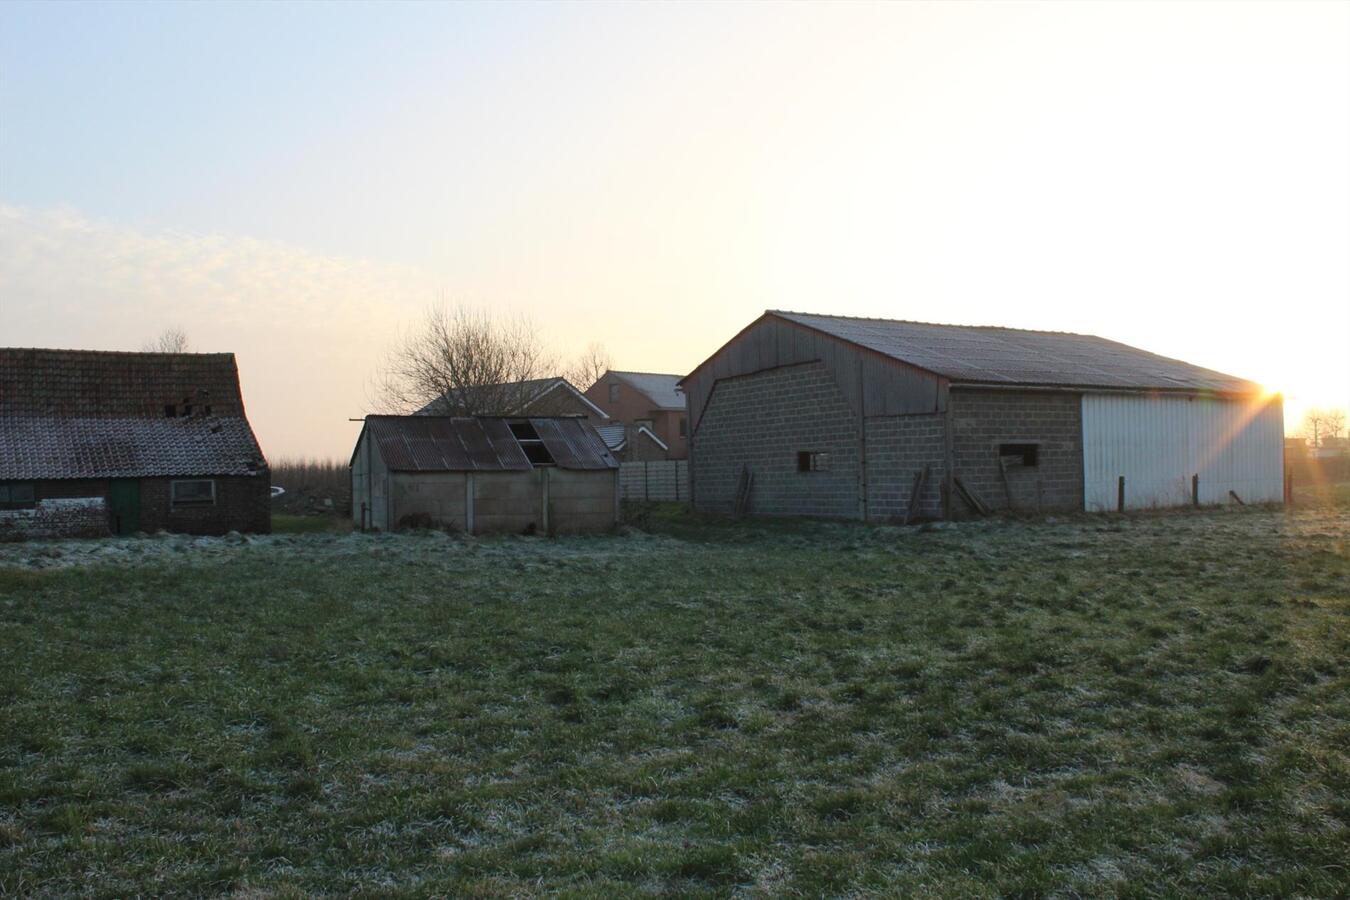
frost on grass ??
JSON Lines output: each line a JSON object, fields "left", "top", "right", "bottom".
{"left": 0, "top": 496, "right": 1347, "bottom": 896}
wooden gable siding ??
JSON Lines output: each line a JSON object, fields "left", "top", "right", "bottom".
{"left": 685, "top": 314, "right": 946, "bottom": 431}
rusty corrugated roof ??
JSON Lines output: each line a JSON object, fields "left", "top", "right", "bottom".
{"left": 363, "top": 416, "right": 617, "bottom": 472}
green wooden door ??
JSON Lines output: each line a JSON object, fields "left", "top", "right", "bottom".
{"left": 108, "top": 479, "right": 140, "bottom": 535}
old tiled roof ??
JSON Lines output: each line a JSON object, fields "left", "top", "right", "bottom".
{"left": 0, "top": 416, "right": 266, "bottom": 480}
{"left": 361, "top": 416, "right": 618, "bottom": 472}
{"left": 608, "top": 371, "right": 685, "bottom": 409}
{"left": 0, "top": 347, "right": 267, "bottom": 480}
{"left": 0, "top": 348, "right": 248, "bottom": 416}
{"left": 769, "top": 312, "right": 1261, "bottom": 393}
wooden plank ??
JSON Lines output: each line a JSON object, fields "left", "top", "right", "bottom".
{"left": 953, "top": 475, "right": 991, "bottom": 516}
{"left": 904, "top": 464, "right": 929, "bottom": 525}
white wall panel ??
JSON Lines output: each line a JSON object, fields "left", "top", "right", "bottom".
{"left": 1082, "top": 394, "right": 1283, "bottom": 511}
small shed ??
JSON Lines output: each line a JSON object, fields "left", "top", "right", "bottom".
{"left": 350, "top": 416, "right": 619, "bottom": 533}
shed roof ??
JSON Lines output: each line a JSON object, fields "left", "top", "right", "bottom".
{"left": 0, "top": 347, "right": 267, "bottom": 480}
{"left": 766, "top": 312, "right": 1260, "bottom": 393}
{"left": 607, "top": 371, "right": 685, "bottom": 410}
{"left": 361, "top": 416, "right": 618, "bottom": 472}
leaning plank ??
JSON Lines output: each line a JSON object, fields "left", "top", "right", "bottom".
{"left": 953, "top": 475, "right": 991, "bottom": 516}
{"left": 996, "top": 454, "right": 1014, "bottom": 510}
{"left": 733, "top": 465, "right": 754, "bottom": 518}
{"left": 1228, "top": 490, "right": 1245, "bottom": 506}
{"left": 904, "top": 464, "right": 930, "bottom": 525}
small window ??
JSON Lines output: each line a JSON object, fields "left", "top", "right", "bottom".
{"left": 678, "top": 417, "right": 687, "bottom": 437}
{"left": 171, "top": 479, "right": 216, "bottom": 506}
{"left": 509, "top": 421, "right": 556, "bottom": 467}
{"left": 608, "top": 383, "right": 621, "bottom": 403}
{"left": 0, "top": 484, "right": 37, "bottom": 510}
{"left": 797, "top": 451, "right": 830, "bottom": 472}
{"left": 999, "top": 443, "right": 1039, "bottom": 467}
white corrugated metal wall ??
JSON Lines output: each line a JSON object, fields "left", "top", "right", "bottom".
{"left": 1082, "top": 394, "right": 1284, "bottom": 511}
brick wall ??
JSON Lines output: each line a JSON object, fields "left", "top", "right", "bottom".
{"left": 0, "top": 497, "right": 110, "bottom": 540}
{"left": 692, "top": 362, "right": 860, "bottom": 517}
{"left": 950, "top": 388, "right": 1083, "bottom": 513}
{"left": 139, "top": 475, "right": 272, "bottom": 534}
{"left": 864, "top": 414, "right": 946, "bottom": 521}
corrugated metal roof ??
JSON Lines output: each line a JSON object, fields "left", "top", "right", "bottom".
{"left": 609, "top": 371, "right": 686, "bottom": 409}
{"left": 364, "top": 416, "right": 618, "bottom": 471}
{"left": 595, "top": 424, "right": 627, "bottom": 450}
{"left": 769, "top": 311, "right": 1261, "bottom": 393}
{"left": 0, "top": 415, "right": 266, "bottom": 480}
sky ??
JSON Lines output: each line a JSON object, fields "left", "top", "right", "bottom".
{"left": 2, "top": 0, "right": 1347, "bottom": 460}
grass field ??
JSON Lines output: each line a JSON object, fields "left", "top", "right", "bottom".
{"left": 1, "top": 494, "right": 1347, "bottom": 896}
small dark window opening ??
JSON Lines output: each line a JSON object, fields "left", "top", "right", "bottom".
{"left": 797, "top": 451, "right": 830, "bottom": 472}
{"left": 999, "top": 443, "right": 1039, "bottom": 467}
{"left": 0, "top": 484, "right": 37, "bottom": 510}
{"left": 678, "top": 417, "right": 687, "bottom": 437}
{"left": 164, "top": 404, "right": 176, "bottom": 418}
{"left": 171, "top": 479, "right": 216, "bottom": 506}
{"left": 509, "top": 421, "right": 556, "bottom": 467}
{"left": 608, "top": 383, "right": 620, "bottom": 403}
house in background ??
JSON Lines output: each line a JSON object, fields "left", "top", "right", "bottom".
{"left": 350, "top": 415, "right": 618, "bottom": 533}
{"left": 681, "top": 311, "right": 1284, "bottom": 520}
{"left": 584, "top": 371, "right": 688, "bottom": 459}
{"left": 594, "top": 423, "right": 669, "bottom": 462}
{"left": 418, "top": 377, "right": 607, "bottom": 421}
{"left": 0, "top": 348, "right": 270, "bottom": 537}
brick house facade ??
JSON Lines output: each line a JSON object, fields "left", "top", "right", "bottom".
{"left": 584, "top": 371, "right": 688, "bottom": 459}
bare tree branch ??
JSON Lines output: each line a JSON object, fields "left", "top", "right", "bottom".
{"left": 142, "top": 327, "right": 190, "bottom": 353}
{"left": 564, "top": 342, "right": 612, "bottom": 393}
{"left": 374, "top": 304, "right": 557, "bottom": 416}
{"left": 1301, "top": 407, "right": 1347, "bottom": 449}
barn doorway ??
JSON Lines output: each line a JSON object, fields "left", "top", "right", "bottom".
{"left": 109, "top": 479, "right": 141, "bottom": 535}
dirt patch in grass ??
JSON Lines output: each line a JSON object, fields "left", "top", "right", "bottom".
{"left": 1, "top": 500, "right": 1347, "bottom": 895}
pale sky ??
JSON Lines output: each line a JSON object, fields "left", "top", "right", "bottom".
{"left": 2, "top": 1, "right": 1347, "bottom": 459}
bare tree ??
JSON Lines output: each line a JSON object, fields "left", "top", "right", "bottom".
{"left": 564, "top": 342, "right": 613, "bottom": 393}
{"left": 142, "top": 326, "right": 190, "bottom": 353}
{"left": 1301, "top": 407, "right": 1347, "bottom": 449}
{"left": 376, "top": 304, "right": 555, "bottom": 416}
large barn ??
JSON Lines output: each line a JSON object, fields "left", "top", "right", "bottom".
{"left": 681, "top": 311, "right": 1284, "bottom": 520}
{"left": 350, "top": 415, "right": 619, "bottom": 533}
{"left": 0, "top": 348, "right": 271, "bottom": 537}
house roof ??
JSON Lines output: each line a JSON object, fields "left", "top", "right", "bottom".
{"left": 361, "top": 416, "right": 618, "bottom": 472}
{"left": 594, "top": 423, "right": 669, "bottom": 452}
{"left": 0, "top": 416, "right": 267, "bottom": 480}
{"left": 0, "top": 347, "right": 267, "bottom": 480}
{"left": 418, "top": 377, "right": 608, "bottom": 418}
{"left": 607, "top": 371, "right": 686, "bottom": 410}
{"left": 766, "top": 311, "right": 1261, "bottom": 393}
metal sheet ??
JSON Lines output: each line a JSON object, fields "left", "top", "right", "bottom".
{"left": 1082, "top": 394, "right": 1283, "bottom": 511}
{"left": 530, "top": 417, "right": 619, "bottom": 470}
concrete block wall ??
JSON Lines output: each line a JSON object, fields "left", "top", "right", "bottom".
{"left": 691, "top": 362, "right": 860, "bottom": 517}
{"left": 0, "top": 497, "right": 110, "bottom": 540}
{"left": 390, "top": 472, "right": 469, "bottom": 530}
{"left": 864, "top": 414, "right": 946, "bottom": 520}
{"left": 949, "top": 388, "right": 1083, "bottom": 513}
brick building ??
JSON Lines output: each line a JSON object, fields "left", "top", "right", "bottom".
{"left": 0, "top": 348, "right": 270, "bottom": 537}
{"left": 681, "top": 311, "right": 1284, "bottom": 520}
{"left": 583, "top": 371, "right": 688, "bottom": 459}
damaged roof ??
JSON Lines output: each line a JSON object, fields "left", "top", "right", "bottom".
{"left": 765, "top": 312, "right": 1262, "bottom": 393}
{"left": 0, "top": 347, "right": 267, "bottom": 480}
{"left": 361, "top": 416, "right": 618, "bottom": 472}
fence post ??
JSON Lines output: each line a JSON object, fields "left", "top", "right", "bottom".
{"left": 1117, "top": 475, "right": 1125, "bottom": 513}
{"left": 1192, "top": 473, "right": 1199, "bottom": 508}
{"left": 644, "top": 461, "right": 650, "bottom": 501}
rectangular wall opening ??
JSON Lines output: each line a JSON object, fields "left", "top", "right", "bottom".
{"left": 999, "top": 443, "right": 1039, "bottom": 467}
